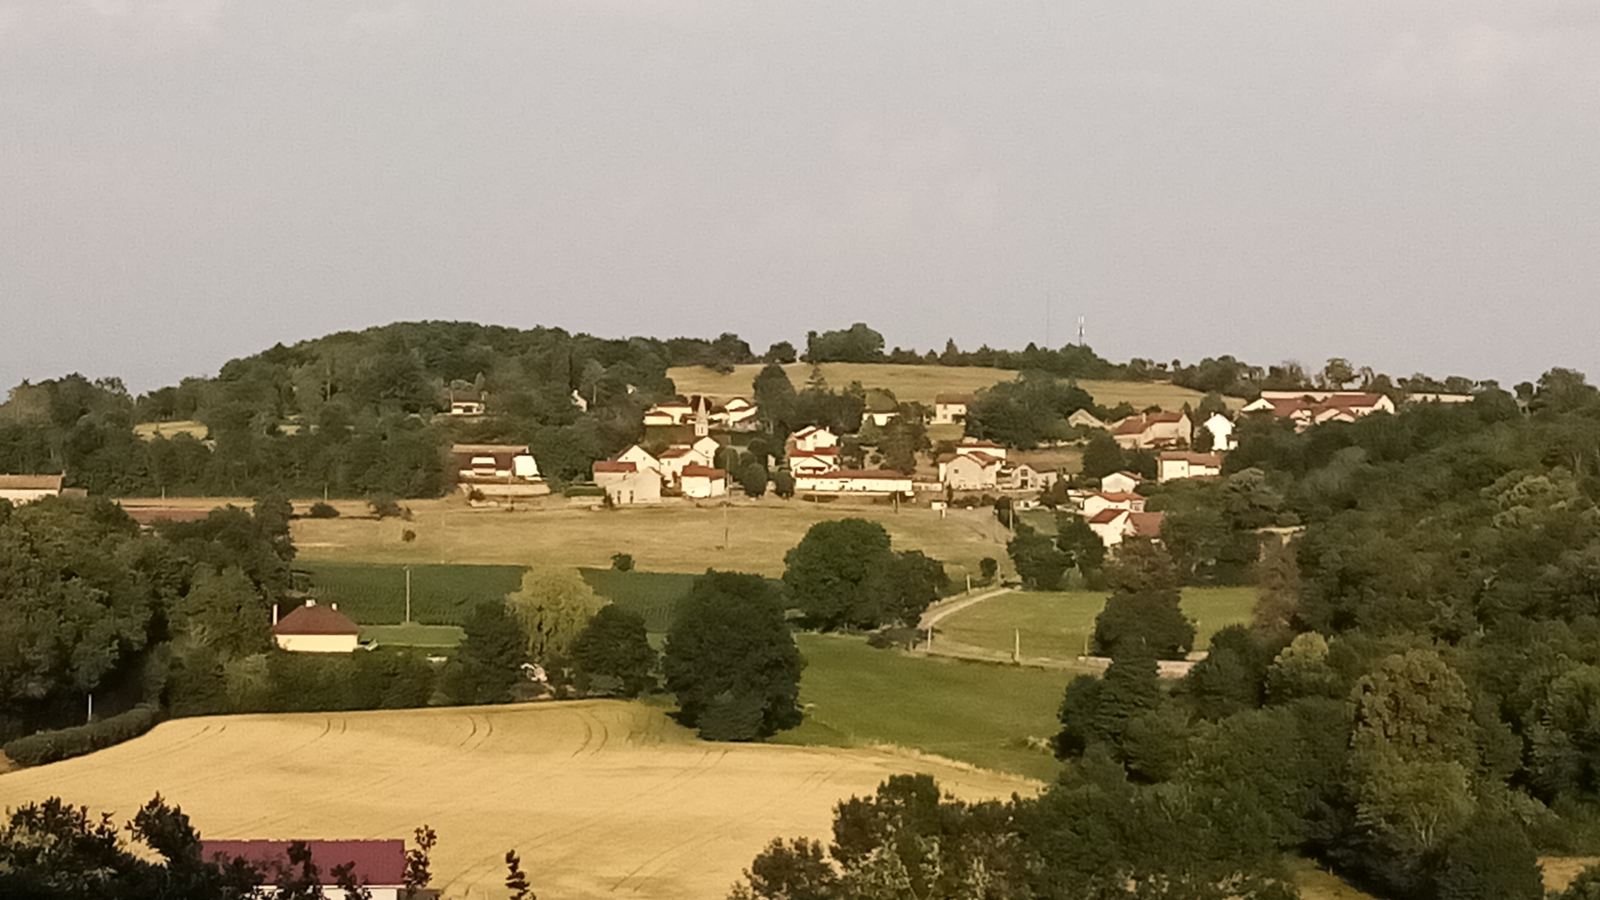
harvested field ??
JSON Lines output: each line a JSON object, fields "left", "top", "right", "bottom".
{"left": 666, "top": 363, "right": 1241, "bottom": 412}
{"left": 0, "top": 702, "right": 1034, "bottom": 900}
{"left": 292, "top": 498, "right": 1013, "bottom": 578}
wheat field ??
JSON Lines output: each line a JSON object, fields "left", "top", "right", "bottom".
{"left": 0, "top": 701, "right": 1035, "bottom": 900}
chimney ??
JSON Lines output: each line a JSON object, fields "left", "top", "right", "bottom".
{"left": 331, "top": 602, "right": 338, "bottom": 611}
{"left": 272, "top": 604, "right": 279, "bottom": 626}
{"left": 305, "top": 598, "right": 314, "bottom": 607}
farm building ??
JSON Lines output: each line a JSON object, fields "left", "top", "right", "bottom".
{"left": 932, "top": 393, "right": 973, "bottom": 425}
{"left": 795, "top": 470, "right": 914, "bottom": 497}
{"left": 273, "top": 601, "right": 361, "bottom": 653}
{"left": 787, "top": 448, "right": 840, "bottom": 475}
{"left": 0, "top": 474, "right": 64, "bottom": 504}
{"left": 593, "top": 460, "right": 662, "bottom": 505}
{"left": 680, "top": 463, "right": 728, "bottom": 499}
{"left": 203, "top": 840, "right": 406, "bottom": 899}
{"left": 1158, "top": 451, "right": 1224, "bottom": 483}
{"left": 787, "top": 426, "right": 839, "bottom": 454}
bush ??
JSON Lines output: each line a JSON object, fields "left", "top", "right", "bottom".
{"left": 611, "top": 552, "right": 634, "bottom": 571}
{"left": 308, "top": 501, "right": 340, "bottom": 519}
{"left": 3, "top": 704, "right": 162, "bottom": 768}
{"left": 369, "top": 497, "right": 403, "bottom": 518}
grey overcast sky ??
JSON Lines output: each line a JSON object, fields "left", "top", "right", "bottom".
{"left": 3, "top": 1, "right": 1598, "bottom": 394}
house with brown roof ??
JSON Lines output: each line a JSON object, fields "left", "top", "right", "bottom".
{"left": 787, "top": 426, "right": 839, "bottom": 454}
{"left": 938, "top": 451, "right": 1002, "bottom": 490}
{"left": 1110, "top": 412, "right": 1191, "bottom": 450}
{"left": 273, "top": 601, "right": 361, "bottom": 653}
{"left": 1101, "top": 471, "right": 1141, "bottom": 494}
{"left": 1241, "top": 391, "right": 1395, "bottom": 432}
{"left": 203, "top": 839, "right": 406, "bottom": 899}
{"left": 954, "top": 438, "right": 1008, "bottom": 460}
{"left": 680, "top": 463, "right": 728, "bottom": 499}
{"left": 932, "top": 393, "right": 974, "bottom": 425}
{"left": 1086, "top": 509, "right": 1166, "bottom": 549}
{"left": 1157, "top": 451, "right": 1223, "bottom": 483}
{"left": 0, "top": 474, "right": 64, "bottom": 504}
{"left": 593, "top": 460, "right": 662, "bottom": 505}
{"left": 787, "top": 447, "right": 841, "bottom": 476}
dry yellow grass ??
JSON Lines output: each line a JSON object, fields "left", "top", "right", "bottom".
{"left": 666, "top": 363, "right": 1241, "bottom": 412}
{"left": 132, "top": 420, "right": 209, "bottom": 440}
{"left": 0, "top": 701, "right": 1035, "bottom": 900}
{"left": 1542, "top": 856, "right": 1599, "bottom": 894}
{"left": 292, "top": 497, "right": 1016, "bottom": 578}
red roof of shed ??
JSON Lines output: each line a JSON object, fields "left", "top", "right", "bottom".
{"left": 273, "top": 604, "right": 360, "bottom": 636}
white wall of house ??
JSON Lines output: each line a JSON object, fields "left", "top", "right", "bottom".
{"left": 681, "top": 475, "right": 727, "bottom": 498}
{"left": 274, "top": 633, "right": 359, "bottom": 653}
{"left": 1101, "top": 472, "right": 1139, "bottom": 494}
{"left": 940, "top": 455, "right": 999, "bottom": 490}
{"left": 796, "top": 473, "right": 913, "bottom": 495}
{"left": 0, "top": 488, "right": 60, "bottom": 504}
{"left": 1202, "top": 415, "right": 1236, "bottom": 452}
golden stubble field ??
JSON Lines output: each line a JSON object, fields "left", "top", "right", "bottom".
{"left": 0, "top": 701, "right": 1036, "bottom": 900}
{"left": 666, "top": 363, "right": 1244, "bottom": 412}
{"left": 289, "top": 497, "right": 1017, "bottom": 578}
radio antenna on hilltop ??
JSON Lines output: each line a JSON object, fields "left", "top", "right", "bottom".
{"left": 1077, "top": 315, "right": 1085, "bottom": 347}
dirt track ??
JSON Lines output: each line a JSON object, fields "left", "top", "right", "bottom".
{"left": 0, "top": 701, "right": 1035, "bottom": 899}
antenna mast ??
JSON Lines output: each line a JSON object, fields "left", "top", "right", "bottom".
{"left": 1077, "top": 315, "right": 1085, "bottom": 347}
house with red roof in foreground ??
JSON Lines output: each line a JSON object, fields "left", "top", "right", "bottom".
{"left": 203, "top": 839, "right": 406, "bottom": 899}
{"left": 273, "top": 601, "right": 361, "bottom": 653}
{"left": 1241, "top": 391, "right": 1395, "bottom": 432}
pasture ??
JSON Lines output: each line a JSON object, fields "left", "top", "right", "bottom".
{"left": 292, "top": 498, "right": 1014, "bottom": 579}
{"left": 0, "top": 701, "right": 1035, "bottom": 900}
{"left": 666, "top": 362, "right": 1241, "bottom": 412}
{"left": 780, "top": 633, "right": 1068, "bottom": 782}
{"left": 935, "top": 587, "right": 1258, "bottom": 663}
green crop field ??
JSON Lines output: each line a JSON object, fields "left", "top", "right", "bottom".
{"left": 299, "top": 561, "right": 527, "bottom": 625}
{"left": 302, "top": 562, "right": 719, "bottom": 633}
{"left": 358, "top": 623, "right": 466, "bottom": 648}
{"left": 776, "top": 633, "right": 1068, "bottom": 782}
{"left": 936, "top": 586, "right": 1258, "bottom": 662}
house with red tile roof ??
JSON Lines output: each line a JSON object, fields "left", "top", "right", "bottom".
{"left": 787, "top": 426, "right": 839, "bottom": 454}
{"left": 1082, "top": 491, "right": 1147, "bottom": 519}
{"left": 932, "top": 393, "right": 974, "bottom": 425}
{"left": 1241, "top": 391, "right": 1395, "bottom": 432}
{"left": 954, "top": 438, "right": 1008, "bottom": 460}
{"left": 1086, "top": 508, "right": 1166, "bottom": 549}
{"left": 680, "top": 463, "right": 728, "bottom": 499}
{"left": 787, "top": 447, "right": 841, "bottom": 476}
{"left": 1101, "top": 471, "right": 1141, "bottom": 494}
{"left": 1110, "top": 412, "right": 1191, "bottom": 449}
{"left": 593, "top": 459, "right": 662, "bottom": 505}
{"left": 203, "top": 839, "right": 406, "bottom": 899}
{"left": 273, "top": 601, "right": 361, "bottom": 653}
{"left": 938, "top": 451, "right": 1003, "bottom": 490}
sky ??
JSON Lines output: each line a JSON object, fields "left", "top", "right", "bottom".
{"left": 3, "top": 1, "right": 1598, "bottom": 394}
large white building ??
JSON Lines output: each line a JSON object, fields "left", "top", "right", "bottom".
{"left": 0, "top": 474, "right": 63, "bottom": 504}
{"left": 795, "top": 469, "right": 914, "bottom": 497}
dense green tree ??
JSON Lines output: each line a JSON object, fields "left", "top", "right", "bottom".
{"left": 739, "top": 462, "right": 769, "bottom": 498}
{"left": 1093, "top": 541, "right": 1194, "bottom": 660}
{"left": 570, "top": 605, "right": 657, "bottom": 697}
{"left": 782, "top": 519, "right": 897, "bottom": 629}
{"left": 1006, "top": 523, "right": 1071, "bottom": 590}
{"left": 804, "top": 324, "right": 884, "bottom": 364}
{"left": 450, "top": 601, "right": 528, "bottom": 705}
{"left": 663, "top": 571, "right": 801, "bottom": 740}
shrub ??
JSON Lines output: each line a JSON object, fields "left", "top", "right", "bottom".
{"left": 3, "top": 704, "right": 162, "bottom": 768}
{"left": 611, "top": 552, "right": 634, "bottom": 571}
{"left": 401, "top": 529, "right": 417, "bottom": 543}
{"left": 369, "top": 497, "right": 403, "bottom": 518}
{"left": 308, "top": 501, "right": 340, "bottom": 519}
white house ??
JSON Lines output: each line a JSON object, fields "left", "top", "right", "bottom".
{"left": 1082, "top": 491, "right": 1147, "bottom": 519}
{"left": 998, "top": 463, "right": 1057, "bottom": 491}
{"left": 788, "top": 426, "right": 839, "bottom": 453}
{"left": 1110, "top": 412, "right": 1191, "bottom": 449}
{"left": 680, "top": 463, "right": 728, "bottom": 499}
{"left": 1200, "top": 414, "right": 1236, "bottom": 452}
{"left": 611, "top": 444, "right": 661, "bottom": 474}
{"left": 938, "top": 451, "right": 1002, "bottom": 490}
{"left": 0, "top": 474, "right": 63, "bottom": 504}
{"left": 1157, "top": 451, "right": 1223, "bottom": 483}
{"left": 203, "top": 840, "right": 406, "bottom": 900}
{"left": 449, "top": 398, "right": 485, "bottom": 416}
{"left": 795, "top": 470, "right": 914, "bottom": 497}
{"left": 273, "top": 601, "right": 360, "bottom": 653}
{"left": 656, "top": 444, "right": 714, "bottom": 483}
{"left": 787, "top": 448, "right": 840, "bottom": 475}
{"left": 932, "top": 393, "right": 974, "bottom": 425}
{"left": 593, "top": 460, "right": 662, "bottom": 505}
{"left": 1086, "top": 509, "right": 1166, "bottom": 549}
{"left": 1101, "top": 471, "right": 1141, "bottom": 494}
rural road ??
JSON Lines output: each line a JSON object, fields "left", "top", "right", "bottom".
{"left": 919, "top": 586, "right": 1016, "bottom": 631}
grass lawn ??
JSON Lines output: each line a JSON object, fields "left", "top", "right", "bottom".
{"left": 666, "top": 363, "right": 1242, "bottom": 412}
{"left": 298, "top": 561, "right": 525, "bottom": 625}
{"left": 293, "top": 497, "right": 1013, "bottom": 578}
{"left": 937, "top": 586, "right": 1258, "bottom": 662}
{"left": 578, "top": 568, "right": 700, "bottom": 633}
{"left": 776, "top": 633, "right": 1068, "bottom": 782}
{"left": 358, "top": 622, "right": 466, "bottom": 648}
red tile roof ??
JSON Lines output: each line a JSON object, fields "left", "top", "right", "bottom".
{"left": 958, "top": 439, "right": 1004, "bottom": 449}
{"left": 1092, "top": 491, "right": 1144, "bottom": 502}
{"left": 273, "top": 604, "right": 360, "bottom": 636}
{"left": 788, "top": 448, "right": 839, "bottom": 459}
{"left": 593, "top": 461, "right": 637, "bottom": 474}
{"left": 658, "top": 447, "right": 695, "bottom": 459}
{"left": 1088, "top": 509, "right": 1127, "bottom": 525}
{"left": 203, "top": 840, "right": 405, "bottom": 886}
{"left": 680, "top": 464, "right": 726, "bottom": 478}
{"left": 935, "top": 393, "right": 975, "bottom": 404}
{"left": 1158, "top": 452, "right": 1223, "bottom": 466}
{"left": 1129, "top": 511, "right": 1165, "bottom": 537}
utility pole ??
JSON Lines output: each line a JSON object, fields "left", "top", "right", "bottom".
{"left": 723, "top": 504, "right": 729, "bottom": 550}
{"left": 1013, "top": 629, "right": 1020, "bottom": 664}
{"left": 86, "top": 692, "right": 93, "bottom": 724}
{"left": 404, "top": 566, "right": 412, "bottom": 624}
